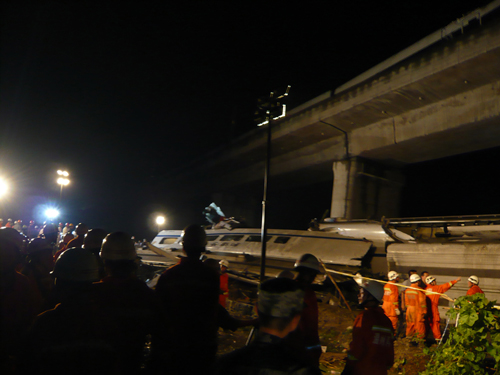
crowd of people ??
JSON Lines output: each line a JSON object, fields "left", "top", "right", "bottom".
{"left": 0, "top": 221, "right": 489, "bottom": 375}
{"left": 382, "top": 269, "right": 484, "bottom": 345}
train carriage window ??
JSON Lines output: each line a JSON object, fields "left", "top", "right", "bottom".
{"left": 206, "top": 235, "right": 220, "bottom": 242}
{"left": 274, "top": 237, "right": 290, "bottom": 244}
{"left": 160, "top": 238, "right": 179, "bottom": 244}
{"left": 245, "top": 235, "right": 272, "bottom": 242}
{"left": 220, "top": 235, "right": 244, "bottom": 241}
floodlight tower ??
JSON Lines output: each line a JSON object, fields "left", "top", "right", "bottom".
{"left": 57, "top": 170, "right": 70, "bottom": 201}
{"left": 255, "top": 85, "right": 291, "bottom": 282}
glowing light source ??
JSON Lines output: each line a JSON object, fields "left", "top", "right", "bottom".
{"left": 56, "top": 170, "right": 70, "bottom": 200}
{"left": 0, "top": 178, "right": 7, "bottom": 198}
{"left": 45, "top": 208, "right": 60, "bottom": 219}
{"left": 156, "top": 216, "right": 166, "bottom": 232}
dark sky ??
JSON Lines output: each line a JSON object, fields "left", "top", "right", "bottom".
{"left": 0, "top": 1, "right": 494, "bottom": 238}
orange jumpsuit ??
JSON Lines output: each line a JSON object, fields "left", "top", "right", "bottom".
{"left": 382, "top": 281, "right": 399, "bottom": 331}
{"left": 219, "top": 272, "right": 229, "bottom": 307}
{"left": 405, "top": 282, "right": 427, "bottom": 339}
{"left": 426, "top": 280, "right": 458, "bottom": 339}
{"left": 346, "top": 306, "right": 394, "bottom": 375}
{"left": 466, "top": 285, "right": 484, "bottom": 296}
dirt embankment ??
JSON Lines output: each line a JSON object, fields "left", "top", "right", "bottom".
{"left": 217, "top": 282, "right": 430, "bottom": 374}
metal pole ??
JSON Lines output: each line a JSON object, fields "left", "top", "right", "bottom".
{"left": 260, "top": 98, "right": 273, "bottom": 282}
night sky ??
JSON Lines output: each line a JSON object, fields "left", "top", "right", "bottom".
{"left": 0, "top": 1, "right": 495, "bottom": 239}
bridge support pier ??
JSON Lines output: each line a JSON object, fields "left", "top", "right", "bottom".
{"left": 331, "top": 158, "right": 404, "bottom": 220}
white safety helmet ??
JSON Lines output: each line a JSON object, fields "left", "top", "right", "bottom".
{"left": 410, "top": 274, "right": 421, "bottom": 283}
{"left": 388, "top": 270, "right": 399, "bottom": 281}
{"left": 100, "top": 231, "right": 136, "bottom": 261}
{"left": 468, "top": 275, "right": 479, "bottom": 285}
{"left": 294, "top": 253, "right": 321, "bottom": 274}
{"left": 51, "top": 247, "right": 100, "bottom": 282}
{"left": 426, "top": 275, "right": 436, "bottom": 285}
{"left": 220, "top": 259, "right": 229, "bottom": 268}
{"left": 360, "top": 280, "right": 384, "bottom": 302}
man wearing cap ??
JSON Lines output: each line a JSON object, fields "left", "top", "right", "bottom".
{"left": 215, "top": 277, "right": 321, "bottom": 375}
{"left": 286, "top": 253, "right": 322, "bottom": 367}
{"left": 466, "top": 275, "right": 484, "bottom": 296}
{"left": 155, "top": 224, "right": 220, "bottom": 375}
{"left": 425, "top": 275, "right": 461, "bottom": 340}
{"left": 343, "top": 280, "right": 394, "bottom": 375}
{"left": 382, "top": 271, "right": 400, "bottom": 333}
{"left": 405, "top": 273, "right": 427, "bottom": 343}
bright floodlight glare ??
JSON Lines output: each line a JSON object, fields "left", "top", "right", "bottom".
{"left": 0, "top": 178, "right": 7, "bottom": 197}
{"left": 45, "top": 208, "right": 60, "bottom": 219}
{"left": 57, "top": 170, "right": 69, "bottom": 177}
{"left": 57, "top": 177, "right": 70, "bottom": 186}
{"left": 156, "top": 216, "right": 165, "bottom": 225}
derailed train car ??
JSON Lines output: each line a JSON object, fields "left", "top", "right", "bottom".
{"left": 139, "top": 215, "right": 500, "bottom": 313}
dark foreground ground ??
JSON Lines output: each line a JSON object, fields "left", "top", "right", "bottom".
{"left": 217, "top": 281, "right": 430, "bottom": 375}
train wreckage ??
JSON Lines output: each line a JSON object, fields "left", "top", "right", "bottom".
{"left": 138, "top": 212, "right": 500, "bottom": 312}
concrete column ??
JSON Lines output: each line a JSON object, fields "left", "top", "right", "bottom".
{"left": 331, "top": 159, "right": 355, "bottom": 219}
{"left": 331, "top": 158, "right": 403, "bottom": 220}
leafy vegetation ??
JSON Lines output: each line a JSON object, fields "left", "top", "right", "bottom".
{"left": 421, "top": 294, "right": 500, "bottom": 374}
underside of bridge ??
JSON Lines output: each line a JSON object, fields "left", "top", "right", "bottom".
{"left": 162, "top": 5, "right": 500, "bottom": 227}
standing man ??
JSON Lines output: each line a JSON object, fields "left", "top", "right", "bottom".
{"left": 382, "top": 271, "right": 400, "bottom": 334}
{"left": 288, "top": 253, "right": 322, "bottom": 367}
{"left": 466, "top": 275, "right": 484, "bottom": 296}
{"left": 425, "top": 275, "right": 461, "bottom": 340}
{"left": 405, "top": 273, "right": 427, "bottom": 343}
{"left": 343, "top": 280, "right": 394, "bottom": 375}
{"left": 155, "top": 224, "right": 220, "bottom": 375}
{"left": 215, "top": 278, "right": 320, "bottom": 375}
{"left": 420, "top": 271, "right": 429, "bottom": 286}
{"left": 219, "top": 259, "right": 229, "bottom": 308}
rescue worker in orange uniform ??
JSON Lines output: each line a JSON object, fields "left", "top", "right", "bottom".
{"left": 344, "top": 280, "right": 394, "bottom": 375}
{"left": 219, "top": 259, "right": 229, "bottom": 307}
{"left": 425, "top": 275, "right": 460, "bottom": 340}
{"left": 382, "top": 271, "right": 400, "bottom": 333}
{"left": 287, "top": 253, "right": 322, "bottom": 367}
{"left": 466, "top": 275, "right": 484, "bottom": 296}
{"left": 404, "top": 273, "right": 427, "bottom": 342}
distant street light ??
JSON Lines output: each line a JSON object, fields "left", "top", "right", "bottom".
{"left": 156, "top": 216, "right": 165, "bottom": 233}
{"left": 0, "top": 178, "right": 7, "bottom": 198}
{"left": 57, "top": 170, "right": 70, "bottom": 200}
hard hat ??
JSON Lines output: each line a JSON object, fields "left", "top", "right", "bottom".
{"left": 51, "top": 247, "right": 100, "bottom": 282}
{"left": 468, "top": 275, "right": 479, "bottom": 285}
{"left": 0, "top": 227, "right": 26, "bottom": 251}
{"left": 426, "top": 275, "right": 436, "bottom": 284}
{"left": 360, "top": 280, "right": 384, "bottom": 302}
{"left": 388, "top": 270, "right": 398, "bottom": 281}
{"left": 294, "top": 253, "right": 321, "bottom": 274}
{"left": 410, "top": 274, "right": 421, "bottom": 283}
{"left": 83, "top": 228, "right": 107, "bottom": 250}
{"left": 27, "top": 238, "right": 53, "bottom": 255}
{"left": 100, "top": 231, "right": 136, "bottom": 261}
{"left": 75, "top": 223, "right": 89, "bottom": 236}
{"left": 220, "top": 259, "right": 229, "bottom": 268}
{"left": 30, "top": 220, "right": 35, "bottom": 224}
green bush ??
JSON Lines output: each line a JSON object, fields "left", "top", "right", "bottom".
{"left": 421, "top": 294, "right": 500, "bottom": 375}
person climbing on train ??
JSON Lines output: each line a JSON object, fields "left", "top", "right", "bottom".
{"left": 382, "top": 270, "right": 400, "bottom": 334}
{"left": 425, "top": 275, "right": 460, "bottom": 340}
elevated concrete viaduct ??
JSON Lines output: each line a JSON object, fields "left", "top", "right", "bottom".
{"left": 168, "top": 2, "right": 500, "bottom": 224}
